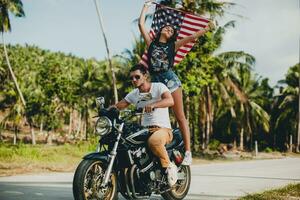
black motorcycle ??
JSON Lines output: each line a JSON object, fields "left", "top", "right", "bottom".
{"left": 73, "top": 97, "right": 191, "bottom": 200}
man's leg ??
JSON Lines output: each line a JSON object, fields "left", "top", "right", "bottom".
{"left": 148, "top": 128, "right": 178, "bottom": 186}
{"left": 148, "top": 128, "right": 173, "bottom": 168}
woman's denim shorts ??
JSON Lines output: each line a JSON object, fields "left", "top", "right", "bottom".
{"left": 151, "top": 70, "right": 182, "bottom": 93}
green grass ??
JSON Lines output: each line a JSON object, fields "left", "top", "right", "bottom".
{"left": 0, "top": 138, "right": 99, "bottom": 176}
{"left": 238, "top": 183, "right": 300, "bottom": 200}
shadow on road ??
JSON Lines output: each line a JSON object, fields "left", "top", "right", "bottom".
{"left": 0, "top": 181, "right": 239, "bottom": 200}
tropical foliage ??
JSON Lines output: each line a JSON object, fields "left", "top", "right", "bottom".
{"left": 0, "top": 44, "right": 125, "bottom": 142}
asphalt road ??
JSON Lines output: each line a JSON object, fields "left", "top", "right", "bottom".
{"left": 0, "top": 157, "right": 300, "bottom": 200}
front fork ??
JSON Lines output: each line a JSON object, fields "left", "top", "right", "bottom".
{"left": 101, "top": 123, "right": 124, "bottom": 187}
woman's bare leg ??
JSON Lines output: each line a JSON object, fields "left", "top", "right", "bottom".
{"left": 171, "top": 87, "right": 191, "bottom": 152}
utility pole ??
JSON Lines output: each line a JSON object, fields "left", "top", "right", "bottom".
{"left": 93, "top": 0, "right": 118, "bottom": 104}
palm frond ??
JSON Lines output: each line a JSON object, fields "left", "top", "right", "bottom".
{"left": 249, "top": 101, "right": 270, "bottom": 132}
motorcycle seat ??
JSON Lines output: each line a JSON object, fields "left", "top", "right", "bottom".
{"left": 166, "top": 128, "right": 183, "bottom": 150}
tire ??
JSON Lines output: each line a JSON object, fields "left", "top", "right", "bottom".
{"left": 73, "top": 159, "right": 118, "bottom": 200}
{"left": 161, "top": 165, "right": 191, "bottom": 200}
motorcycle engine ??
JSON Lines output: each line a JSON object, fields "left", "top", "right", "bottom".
{"left": 130, "top": 147, "right": 163, "bottom": 193}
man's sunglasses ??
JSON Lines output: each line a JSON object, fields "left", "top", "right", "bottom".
{"left": 130, "top": 75, "right": 141, "bottom": 81}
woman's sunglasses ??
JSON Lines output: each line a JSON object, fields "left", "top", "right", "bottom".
{"left": 130, "top": 75, "right": 141, "bottom": 81}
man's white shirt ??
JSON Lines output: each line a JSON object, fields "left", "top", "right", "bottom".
{"left": 125, "top": 82, "right": 172, "bottom": 129}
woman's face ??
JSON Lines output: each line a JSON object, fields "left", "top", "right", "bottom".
{"left": 161, "top": 25, "right": 175, "bottom": 39}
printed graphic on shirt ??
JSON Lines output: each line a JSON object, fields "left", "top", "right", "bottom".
{"left": 136, "top": 92, "right": 156, "bottom": 119}
{"left": 136, "top": 93, "right": 153, "bottom": 109}
{"left": 150, "top": 44, "right": 170, "bottom": 72}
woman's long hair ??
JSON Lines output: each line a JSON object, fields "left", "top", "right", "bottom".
{"left": 153, "top": 24, "right": 178, "bottom": 44}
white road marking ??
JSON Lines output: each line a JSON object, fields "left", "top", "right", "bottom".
{"left": 2, "top": 191, "right": 24, "bottom": 195}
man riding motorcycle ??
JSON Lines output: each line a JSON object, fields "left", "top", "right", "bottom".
{"left": 112, "top": 64, "right": 178, "bottom": 187}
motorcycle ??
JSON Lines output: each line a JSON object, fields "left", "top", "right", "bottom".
{"left": 73, "top": 97, "right": 191, "bottom": 200}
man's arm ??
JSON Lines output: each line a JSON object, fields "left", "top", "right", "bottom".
{"left": 113, "top": 99, "right": 130, "bottom": 110}
{"left": 144, "top": 91, "right": 174, "bottom": 113}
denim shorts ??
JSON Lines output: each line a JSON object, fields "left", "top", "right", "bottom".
{"left": 151, "top": 70, "right": 182, "bottom": 93}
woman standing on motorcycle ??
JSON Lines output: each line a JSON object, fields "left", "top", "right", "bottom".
{"left": 139, "top": 0, "right": 214, "bottom": 165}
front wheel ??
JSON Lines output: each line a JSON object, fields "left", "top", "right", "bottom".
{"left": 73, "top": 159, "right": 118, "bottom": 200}
{"left": 161, "top": 165, "right": 191, "bottom": 200}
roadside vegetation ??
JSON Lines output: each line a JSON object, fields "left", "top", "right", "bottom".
{"left": 238, "top": 183, "right": 300, "bottom": 200}
{"left": 0, "top": 139, "right": 97, "bottom": 176}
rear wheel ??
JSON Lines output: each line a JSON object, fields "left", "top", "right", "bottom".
{"left": 161, "top": 165, "right": 191, "bottom": 200}
{"left": 73, "top": 159, "right": 118, "bottom": 200}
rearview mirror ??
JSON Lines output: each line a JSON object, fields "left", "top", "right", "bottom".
{"left": 96, "top": 97, "right": 105, "bottom": 108}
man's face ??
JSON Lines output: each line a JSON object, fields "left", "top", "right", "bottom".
{"left": 130, "top": 70, "right": 147, "bottom": 88}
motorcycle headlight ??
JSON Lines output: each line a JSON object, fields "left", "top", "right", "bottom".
{"left": 95, "top": 116, "right": 112, "bottom": 136}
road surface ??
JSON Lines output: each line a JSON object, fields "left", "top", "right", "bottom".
{"left": 0, "top": 157, "right": 300, "bottom": 200}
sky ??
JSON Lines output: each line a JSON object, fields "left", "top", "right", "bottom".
{"left": 4, "top": 0, "right": 300, "bottom": 86}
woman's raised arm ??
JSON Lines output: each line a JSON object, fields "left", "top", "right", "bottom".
{"left": 138, "top": 1, "right": 154, "bottom": 48}
{"left": 175, "top": 21, "right": 215, "bottom": 51}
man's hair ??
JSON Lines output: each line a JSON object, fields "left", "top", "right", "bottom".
{"left": 129, "top": 64, "right": 148, "bottom": 74}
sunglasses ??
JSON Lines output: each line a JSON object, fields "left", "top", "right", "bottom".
{"left": 130, "top": 75, "right": 141, "bottom": 81}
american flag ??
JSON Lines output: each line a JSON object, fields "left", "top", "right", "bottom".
{"left": 140, "top": 4, "right": 210, "bottom": 67}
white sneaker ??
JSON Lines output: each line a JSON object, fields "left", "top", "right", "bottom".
{"left": 166, "top": 162, "right": 178, "bottom": 187}
{"left": 181, "top": 151, "right": 192, "bottom": 165}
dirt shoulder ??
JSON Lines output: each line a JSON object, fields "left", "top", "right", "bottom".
{"left": 192, "top": 151, "right": 300, "bottom": 165}
{"left": 1, "top": 143, "right": 299, "bottom": 177}
{"left": 0, "top": 159, "right": 80, "bottom": 177}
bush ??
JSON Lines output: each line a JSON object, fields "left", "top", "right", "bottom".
{"left": 208, "top": 139, "right": 221, "bottom": 150}
{"left": 264, "top": 147, "right": 273, "bottom": 153}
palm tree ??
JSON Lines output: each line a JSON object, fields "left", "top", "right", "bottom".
{"left": 197, "top": 20, "right": 271, "bottom": 151}
{"left": 183, "top": 0, "right": 235, "bottom": 18}
{"left": 93, "top": 0, "right": 118, "bottom": 104}
{"left": 2, "top": 98, "right": 25, "bottom": 145}
{"left": 75, "top": 59, "right": 108, "bottom": 140}
{"left": 0, "top": 1, "right": 36, "bottom": 144}
{"left": 0, "top": 0, "right": 26, "bottom": 107}
{"left": 172, "top": 20, "right": 238, "bottom": 149}
{"left": 177, "top": 21, "right": 269, "bottom": 150}
{"left": 274, "top": 63, "right": 299, "bottom": 151}
{"left": 298, "top": 63, "right": 300, "bottom": 152}
{"left": 121, "top": 34, "right": 147, "bottom": 67}
{"left": 222, "top": 63, "right": 270, "bottom": 150}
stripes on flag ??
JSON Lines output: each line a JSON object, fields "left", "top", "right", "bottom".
{"left": 140, "top": 4, "right": 210, "bottom": 67}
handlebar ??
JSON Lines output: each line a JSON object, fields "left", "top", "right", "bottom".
{"left": 120, "top": 107, "right": 155, "bottom": 117}
{"left": 97, "top": 104, "right": 154, "bottom": 120}
{"left": 134, "top": 107, "right": 155, "bottom": 114}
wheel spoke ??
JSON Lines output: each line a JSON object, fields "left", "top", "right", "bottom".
{"left": 82, "top": 161, "right": 116, "bottom": 200}
{"left": 169, "top": 166, "right": 190, "bottom": 197}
